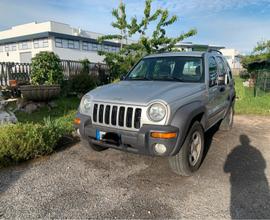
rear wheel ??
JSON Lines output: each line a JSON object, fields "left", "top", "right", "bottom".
{"left": 220, "top": 105, "right": 234, "bottom": 131}
{"left": 169, "top": 121, "right": 205, "bottom": 176}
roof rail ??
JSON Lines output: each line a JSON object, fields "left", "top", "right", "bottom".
{"left": 207, "top": 49, "right": 223, "bottom": 55}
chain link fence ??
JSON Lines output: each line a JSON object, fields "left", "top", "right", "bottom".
{"left": 254, "top": 69, "right": 270, "bottom": 97}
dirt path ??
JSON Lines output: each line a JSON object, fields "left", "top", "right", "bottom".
{"left": 0, "top": 115, "right": 270, "bottom": 219}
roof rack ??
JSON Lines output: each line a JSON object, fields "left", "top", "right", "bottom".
{"left": 207, "top": 49, "right": 223, "bottom": 55}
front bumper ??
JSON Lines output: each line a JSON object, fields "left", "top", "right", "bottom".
{"left": 75, "top": 113, "right": 180, "bottom": 157}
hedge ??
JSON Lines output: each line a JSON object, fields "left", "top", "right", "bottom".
{"left": 0, "top": 114, "right": 74, "bottom": 165}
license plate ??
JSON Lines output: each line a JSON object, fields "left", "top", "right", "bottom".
{"left": 96, "top": 129, "right": 106, "bottom": 141}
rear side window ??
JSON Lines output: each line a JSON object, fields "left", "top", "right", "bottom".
{"left": 216, "top": 56, "right": 226, "bottom": 75}
{"left": 208, "top": 56, "right": 218, "bottom": 87}
{"left": 223, "top": 58, "right": 233, "bottom": 80}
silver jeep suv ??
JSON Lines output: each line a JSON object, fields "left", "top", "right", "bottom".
{"left": 75, "top": 50, "right": 235, "bottom": 176}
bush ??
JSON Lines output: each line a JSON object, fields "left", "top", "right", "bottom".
{"left": 80, "top": 59, "right": 91, "bottom": 73}
{"left": 0, "top": 116, "right": 73, "bottom": 165}
{"left": 69, "top": 73, "right": 98, "bottom": 94}
{"left": 239, "top": 69, "right": 250, "bottom": 80}
{"left": 61, "top": 59, "right": 98, "bottom": 95}
{"left": 31, "top": 52, "right": 63, "bottom": 85}
{"left": 69, "top": 59, "right": 97, "bottom": 93}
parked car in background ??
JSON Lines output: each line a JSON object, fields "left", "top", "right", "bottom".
{"left": 75, "top": 50, "right": 235, "bottom": 176}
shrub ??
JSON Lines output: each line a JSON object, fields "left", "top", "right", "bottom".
{"left": 31, "top": 51, "right": 63, "bottom": 85}
{"left": 68, "top": 59, "right": 97, "bottom": 94}
{"left": 239, "top": 69, "right": 250, "bottom": 80}
{"left": 70, "top": 73, "right": 98, "bottom": 94}
{"left": 0, "top": 116, "right": 73, "bottom": 165}
{"left": 80, "top": 59, "right": 91, "bottom": 74}
{"left": 61, "top": 59, "right": 98, "bottom": 95}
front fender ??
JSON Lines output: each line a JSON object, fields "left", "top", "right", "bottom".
{"left": 169, "top": 101, "right": 206, "bottom": 155}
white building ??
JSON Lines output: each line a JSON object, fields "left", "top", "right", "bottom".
{"left": 175, "top": 42, "right": 225, "bottom": 52}
{"left": 0, "top": 21, "right": 122, "bottom": 63}
{"left": 220, "top": 48, "right": 242, "bottom": 69}
{"left": 0, "top": 21, "right": 243, "bottom": 70}
{"left": 176, "top": 43, "right": 243, "bottom": 70}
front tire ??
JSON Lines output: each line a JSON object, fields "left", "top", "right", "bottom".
{"left": 169, "top": 121, "right": 205, "bottom": 176}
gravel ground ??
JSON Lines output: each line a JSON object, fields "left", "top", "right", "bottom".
{"left": 1, "top": 115, "right": 270, "bottom": 219}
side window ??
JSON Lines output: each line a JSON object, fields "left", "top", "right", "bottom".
{"left": 216, "top": 57, "right": 226, "bottom": 75}
{"left": 216, "top": 56, "right": 229, "bottom": 84}
{"left": 208, "top": 56, "right": 218, "bottom": 87}
{"left": 224, "top": 58, "right": 233, "bottom": 80}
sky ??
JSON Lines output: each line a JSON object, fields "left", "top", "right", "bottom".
{"left": 0, "top": 0, "right": 270, "bottom": 53}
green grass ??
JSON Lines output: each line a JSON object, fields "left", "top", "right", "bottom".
{"left": 234, "top": 76, "right": 270, "bottom": 115}
{"left": 15, "top": 96, "right": 80, "bottom": 124}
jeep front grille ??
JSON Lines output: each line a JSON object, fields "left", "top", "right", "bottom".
{"left": 92, "top": 103, "right": 142, "bottom": 130}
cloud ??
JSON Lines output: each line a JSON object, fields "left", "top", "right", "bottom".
{"left": 0, "top": 0, "right": 269, "bottom": 53}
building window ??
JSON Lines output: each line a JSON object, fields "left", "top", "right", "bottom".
{"left": 106, "top": 45, "right": 120, "bottom": 52}
{"left": 74, "top": 41, "right": 80, "bottom": 49}
{"left": 62, "top": 39, "right": 68, "bottom": 48}
{"left": 82, "top": 41, "right": 119, "bottom": 52}
{"left": 18, "top": 41, "right": 31, "bottom": 50}
{"left": 4, "top": 43, "right": 17, "bottom": 52}
{"left": 109, "top": 45, "right": 120, "bottom": 52}
{"left": 34, "top": 38, "right": 49, "bottom": 48}
{"left": 0, "top": 45, "right": 3, "bottom": 52}
{"left": 55, "top": 38, "right": 63, "bottom": 48}
{"left": 82, "top": 42, "right": 98, "bottom": 51}
{"left": 92, "top": 43, "right": 98, "bottom": 51}
{"left": 68, "top": 40, "right": 74, "bottom": 49}
{"left": 103, "top": 45, "right": 109, "bottom": 52}
{"left": 82, "top": 42, "right": 88, "bottom": 50}
{"left": 55, "top": 38, "right": 80, "bottom": 49}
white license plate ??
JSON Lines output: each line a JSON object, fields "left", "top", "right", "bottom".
{"left": 96, "top": 130, "right": 106, "bottom": 141}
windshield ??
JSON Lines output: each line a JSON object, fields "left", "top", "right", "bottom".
{"left": 126, "top": 56, "right": 204, "bottom": 83}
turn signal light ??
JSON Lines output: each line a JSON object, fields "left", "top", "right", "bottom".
{"left": 74, "top": 118, "right": 81, "bottom": 125}
{"left": 150, "top": 132, "right": 177, "bottom": 139}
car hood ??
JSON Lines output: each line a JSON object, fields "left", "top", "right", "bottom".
{"left": 88, "top": 80, "right": 205, "bottom": 106}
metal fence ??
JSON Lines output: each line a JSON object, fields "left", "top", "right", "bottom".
{"left": 0, "top": 60, "right": 110, "bottom": 87}
{"left": 254, "top": 70, "right": 270, "bottom": 97}
{"left": 0, "top": 62, "right": 31, "bottom": 86}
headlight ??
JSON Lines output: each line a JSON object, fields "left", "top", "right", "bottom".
{"left": 80, "top": 95, "right": 92, "bottom": 115}
{"left": 148, "top": 103, "right": 166, "bottom": 122}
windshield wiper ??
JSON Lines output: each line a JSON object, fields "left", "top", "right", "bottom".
{"left": 127, "top": 77, "right": 150, "bottom": 80}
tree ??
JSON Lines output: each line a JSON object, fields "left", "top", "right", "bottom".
{"left": 98, "top": 0, "right": 197, "bottom": 80}
{"left": 241, "top": 40, "right": 270, "bottom": 72}
{"left": 254, "top": 40, "right": 270, "bottom": 54}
